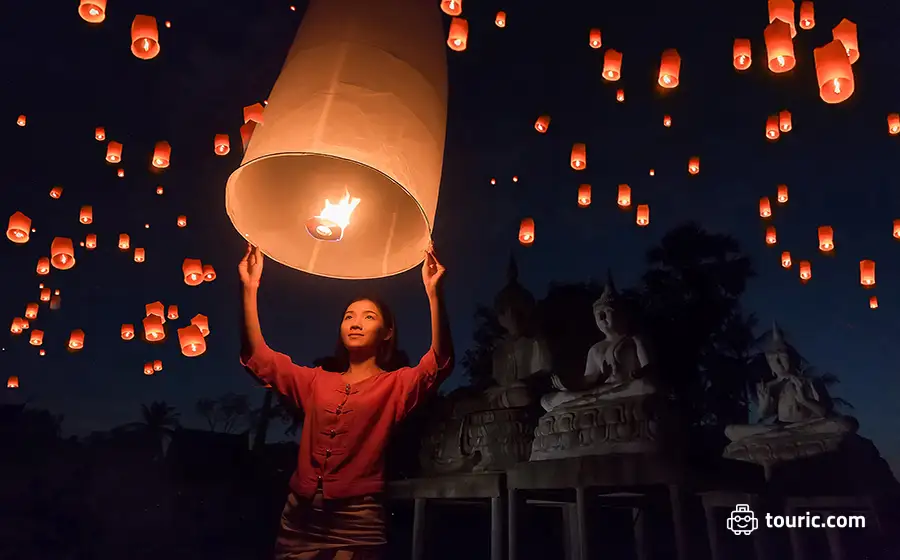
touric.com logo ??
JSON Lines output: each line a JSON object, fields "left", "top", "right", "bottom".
{"left": 727, "top": 504, "right": 760, "bottom": 535}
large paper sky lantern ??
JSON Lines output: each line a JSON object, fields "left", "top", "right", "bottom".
{"left": 225, "top": 0, "right": 448, "bottom": 280}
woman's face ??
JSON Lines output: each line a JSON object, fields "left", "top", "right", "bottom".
{"left": 340, "top": 299, "right": 391, "bottom": 350}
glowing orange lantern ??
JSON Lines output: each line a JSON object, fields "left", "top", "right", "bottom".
{"left": 799, "top": 2, "right": 815, "bottom": 30}
{"left": 39, "top": 349, "right": 45, "bottom": 356}
{"left": 764, "top": 20, "right": 795, "bottom": 73}
{"left": 152, "top": 141, "right": 171, "bottom": 168}
{"left": 589, "top": 29, "right": 602, "bottom": 49}
{"left": 178, "top": 325, "right": 207, "bottom": 357}
{"left": 777, "top": 184, "right": 788, "bottom": 203}
{"left": 134, "top": 248, "right": 145, "bottom": 262}
{"left": 799, "top": 260, "right": 811, "bottom": 281}
{"left": 214, "top": 134, "right": 230, "bottom": 155}
{"left": 17, "top": 115, "right": 26, "bottom": 127}
{"left": 50, "top": 238, "right": 75, "bottom": 270}
{"left": 440, "top": 0, "right": 461, "bottom": 16}
{"left": 495, "top": 11, "right": 506, "bottom": 27}
{"left": 78, "top": 0, "right": 106, "bottom": 23}
{"left": 131, "top": 15, "right": 160, "bottom": 60}
{"left": 447, "top": 18, "right": 468, "bottom": 51}
{"left": 818, "top": 226, "right": 834, "bottom": 252}
{"left": 167, "top": 305, "right": 179, "bottom": 320}
{"left": 25, "top": 303, "right": 38, "bottom": 320}
{"left": 663, "top": 115, "right": 672, "bottom": 127}
{"left": 68, "top": 329, "right": 85, "bottom": 350}
{"left": 658, "top": 49, "right": 680, "bottom": 88}
{"left": 778, "top": 110, "right": 792, "bottom": 132}
{"left": 766, "top": 116, "right": 780, "bottom": 140}
{"left": 832, "top": 19, "right": 859, "bottom": 64}
{"left": 85, "top": 234, "right": 97, "bottom": 249}
{"left": 36, "top": 257, "right": 50, "bottom": 275}
{"left": 636, "top": 205, "right": 649, "bottom": 226}
{"left": 50, "top": 295, "right": 61, "bottom": 310}
{"left": 7, "top": 211, "right": 31, "bottom": 243}
{"left": 888, "top": 114, "right": 900, "bottom": 135}
{"left": 577, "top": 184, "right": 591, "bottom": 207}
{"left": 144, "top": 363, "right": 154, "bottom": 375}
{"left": 765, "top": 226, "right": 777, "bottom": 245}
{"left": 40, "top": 288, "right": 50, "bottom": 302}
{"left": 859, "top": 260, "right": 875, "bottom": 286}
{"left": 50, "top": 186, "right": 63, "bottom": 199}
{"left": 649, "top": 169, "right": 655, "bottom": 176}
{"left": 768, "top": 0, "right": 796, "bottom": 38}
{"left": 95, "top": 127, "right": 106, "bottom": 140}
{"left": 117, "top": 168, "right": 124, "bottom": 178}
{"left": 20, "top": 318, "right": 29, "bottom": 330}
{"left": 869, "top": 296, "right": 878, "bottom": 309}
{"left": 616, "top": 89, "right": 624, "bottom": 102}
{"left": 688, "top": 157, "right": 700, "bottom": 175}
{"left": 512, "top": 176, "right": 518, "bottom": 182}
{"left": 121, "top": 324, "right": 135, "bottom": 340}
{"left": 814, "top": 40, "right": 854, "bottom": 104}
{"left": 243, "top": 103, "right": 265, "bottom": 124}
{"left": 191, "top": 314, "right": 210, "bottom": 337}
{"left": 153, "top": 360, "right": 163, "bottom": 372}
{"left": 143, "top": 315, "right": 165, "bottom": 342}
{"left": 106, "top": 141, "right": 122, "bottom": 163}
{"left": 30, "top": 330, "right": 43, "bottom": 346}
{"left": 7, "top": 376, "right": 19, "bottom": 389}
{"left": 177, "top": 215, "right": 187, "bottom": 228}
{"left": 534, "top": 115, "right": 550, "bottom": 133}
{"left": 518, "top": 218, "right": 535, "bottom": 246}
{"left": 118, "top": 234, "right": 130, "bottom": 250}
{"left": 602, "top": 50, "right": 622, "bottom": 81}
{"left": 156, "top": 186, "right": 164, "bottom": 195}
{"left": 10, "top": 318, "right": 24, "bottom": 334}
{"left": 490, "top": 178, "right": 496, "bottom": 185}
{"left": 781, "top": 251, "right": 792, "bottom": 268}
{"left": 203, "top": 264, "right": 216, "bottom": 282}
{"left": 146, "top": 301, "right": 165, "bottom": 321}
{"left": 733, "top": 39, "right": 752, "bottom": 70}
{"left": 617, "top": 184, "right": 631, "bottom": 208}
{"left": 894, "top": 219, "right": 900, "bottom": 239}
{"left": 183, "top": 259, "right": 204, "bottom": 286}
{"left": 79, "top": 206, "right": 93, "bottom": 224}
{"left": 570, "top": 143, "right": 586, "bottom": 170}
{"left": 759, "top": 198, "right": 772, "bottom": 218}
{"left": 239, "top": 122, "right": 256, "bottom": 153}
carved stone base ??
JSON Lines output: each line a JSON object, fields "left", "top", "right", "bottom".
{"left": 722, "top": 431, "right": 848, "bottom": 471}
{"left": 530, "top": 395, "right": 665, "bottom": 461}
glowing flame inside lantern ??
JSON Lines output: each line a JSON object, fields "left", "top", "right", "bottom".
{"left": 832, "top": 79, "right": 841, "bottom": 94}
{"left": 142, "top": 38, "right": 150, "bottom": 52}
{"left": 305, "top": 190, "right": 361, "bottom": 242}
{"left": 776, "top": 56, "right": 785, "bottom": 67}
{"left": 90, "top": 7, "right": 99, "bottom": 16}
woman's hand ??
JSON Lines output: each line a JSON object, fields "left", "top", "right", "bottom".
{"left": 422, "top": 244, "right": 446, "bottom": 297}
{"left": 238, "top": 244, "right": 263, "bottom": 289}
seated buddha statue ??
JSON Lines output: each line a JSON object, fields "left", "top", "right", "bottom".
{"left": 540, "top": 277, "right": 656, "bottom": 413}
{"left": 725, "top": 323, "right": 857, "bottom": 443}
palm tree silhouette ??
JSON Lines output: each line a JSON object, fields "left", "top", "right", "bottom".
{"left": 126, "top": 401, "right": 180, "bottom": 459}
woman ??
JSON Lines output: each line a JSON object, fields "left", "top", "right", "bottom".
{"left": 238, "top": 243, "right": 453, "bottom": 560}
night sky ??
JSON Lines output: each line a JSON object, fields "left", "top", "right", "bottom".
{"left": 2, "top": 1, "right": 898, "bottom": 471}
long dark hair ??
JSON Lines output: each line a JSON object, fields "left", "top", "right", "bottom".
{"left": 315, "top": 296, "right": 405, "bottom": 373}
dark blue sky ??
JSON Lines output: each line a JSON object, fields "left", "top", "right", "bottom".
{"left": 2, "top": 0, "right": 898, "bottom": 470}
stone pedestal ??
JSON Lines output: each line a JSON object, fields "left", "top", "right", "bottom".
{"left": 530, "top": 395, "right": 665, "bottom": 461}
{"left": 722, "top": 431, "right": 848, "bottom": 473}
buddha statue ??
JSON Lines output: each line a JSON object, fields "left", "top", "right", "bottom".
{"left": 725, "top": 323, "right": 857, "bottom": 443}
{"left": 540, "top": 276, "right": 656, "bottom": 412}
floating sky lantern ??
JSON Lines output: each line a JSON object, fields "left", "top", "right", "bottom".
{"left": 777, "top": 184, "right": 788, "bottom": 203}
{"left": 146, "top": 301, "right": 165, "bottom": 321}
{"left": 79, "top": 206, "right": 93, "bottom": 224}
{"left": 144, "top": 363, "right": 154, "bottom": 376}
{"left": 156, "top": 186, "right": 164, "bottom": 195}
{"left": 577, "top": 185, "right": 591, "bottom": 207}
{"left": 131, "top": 15, "right": 160, "bottom": 60}
{"left": 78, "top": 0, "right": 106, "bottom": 23}
{"left": 121, "top": 324, "right": 135, "bottom": 340}
{"left": 778, "top": 110, "right": 792, "bottom": 132}
{"left": 799, "top": 261, "right": 811, "bottom": 281}
{"left": 25, "top": 303, "right": 38, "bottom": 320}
{"left": 40, "top": 288, "right": 50, "bottom": 302}
{"left": 658, "top": 49, "right": 681, "bottom": 88}
{"left": 534, "top": 115, "right": 550, "bottom": 133}
{"left": 512, "top": 176, "right": 518, "bottom": 182}
{"left": 118, "top": 234, "right": 130, "bottom": 250}
{"left": 152, "top": 141, "right": 171, "bottom": 168}
{"left": 36, "top": 257, "right": 50, "bottom": 275}
{"left": 214, "top": 134, "right": 230, "bottom": 155}
{"left": 95, "top": 127, "right": 105, "bottom": 140}
{"left": 589, "top": 29, "right": 602, "bottom": 48}
{"left": 183, "top": 258, "right": 204, "bottom": 286}
{"left": 688, "top": 157, "right": 700, "bottom": 175}
{"left": 167, "top": 305, "right": 179, "bottom": 320}
{"left": 832, "top": 19, "right": 859, "bottom": 64}
{"left": 191, "top": 314, "right": 210, "bottom": 337}
{"left": 768, "top": 0, "right": 796, "bottom": 37}
{"left": 636, "top": 205, "right": 650, "bottom": 226}
{"left": 178, "top": 325, "right": 207, "bottom": 357}
{"left": 440, "top": 0, "right": 461, "bottom": 16}
{"left": 448, "top": 18, "right": 468, "bottom": 51}
{"left": 243, "top": 103, "right": 265, "bottom": 125}
{"left": 7, "top": 211, "right": 31, "bottom": 243}
{"left": 68, "top": 329, "right": 85, "bottom": 350}
{"left": 781, "top": 251, "right": 792, "bottom": 268}
{"left": 225, "top": 0, "right": 448, "bottom": 280}
{"left": 490, "top": 178, "right": 496, "bottom": 185}
{"left": 894, "top": 219, "right": 900, "bottom": 239}
{"left": 239, "top": 122, "right": 256, "bottom": 152}
{"left": 165, "top": 21, "right": 171, "bottom": 28}
{"left": 50, "top": 238, "right": 75, "bottom": 270}
{"left": 177, "top": 215, "right": 187, "bottom": 228}
{"left": 134, "top": 248, "right": 145, "bottom": 262}
{"left": 570, "top": 143, "right": 586, "bottom": 170}
{"left": 814, "top": 40, "right": 854, "bottom": 103}
{"left": 617, "top": 184, "right": 631, "bottom": 208}
{"left": 10, "top": 318, "right": 25, "bottom": 334}
{"left": 50, "top": 186, "right": 63, "bottom": 199}
{"left": 818, "top": 226, "right": 834, "bottom": 252}
{"left": 663, "top": 115, "right": 672, "bottom": 127}
{"left": 20, "top": 318, "right": 29, "bottom": 330}
{"left": 649, "top": 169, "right": 655, "bottom": 176}
{"left": 7, "top": 376, "right": 19, "bottom": 389}
{"left": 859, "top": 260, "right": 875, "bottom": 286}
{"left": 143, "top": 315, "right": 165, "bottom": 342}
{"left": 106, "top": 141, "right": 122, "bottom": 163}
{"left": 17, "top": 115, "right": 26, "bottom": 127}
{"left": 766, "top": 116, "right": 780, "bottom": 140}
{"left": 518, "top": 218, "right": 535, "bottom": 246}
{"left": 495, "top": 11, "right": 506, "bottom": 27}
{"left": 153, "top": 360, "right": 163, "bottom": 372}
{"left": 764, "top": 20, "right": 795, "bottom": 73}
{"left": 759, "top": 197, "right": 772, "bottom": 218}
{"left": 869, "top": 296, "right": 878, "bottom": 309}
{"left": 602, "top": 50, "right": 622, "bottom": 81}
{"left": 733, "top": 39, "right": 752, "bottom": 70}
{"left": 765, "top": 226, "right": 777, "bottom": 245}
{"left": 30, "top": 330, "right": 44, "bottom": 346}
{"left": 616, "top": 89, "right": 624, "bottom": 102}
{"left": 50, "top": 295, "right": 61, "bottom": 310}
{"left": 799, "top": 1, "right": 815, "bottom": 29}
{"left": 203, "top": 264, "right": 217, "bottom": 282}
{"left": 117, "top": 168, "right": 125, "bottom": 178}
{"left": 889, "top": 114, "right": 900, "bottom": 135}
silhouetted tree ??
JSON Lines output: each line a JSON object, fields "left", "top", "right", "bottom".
{"left": 124, "top": 401, "right": 180, "bottom": 459}
{"left": 193, "top": 393, "right": 252, "bottom": 434}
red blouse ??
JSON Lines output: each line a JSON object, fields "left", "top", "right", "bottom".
{"left": 243, "top": 346, "right": 452, "bottom": 499}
